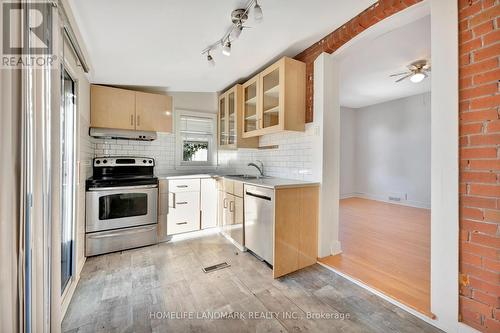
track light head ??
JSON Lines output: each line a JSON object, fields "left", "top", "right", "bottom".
{"left": 222, "top": 40, "right": 231, "bottom": 56}
{"left": 232, "top": 25, "right": 243, "bottom": 39}
{"left": 207, "top": 53, "right": 215, "bottom": 67}
{"left": 253, "top": 1, "right": 263, "bottom": 22}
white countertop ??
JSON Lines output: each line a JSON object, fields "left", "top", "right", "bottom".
{"left": 229, "top": 176, "right": 319, "bottom": 189}
{"left": 157, "top": 173, "right": 319, "bottom": 189}
{"left": 157, "top": 173, "right": 216, "bottom": 180}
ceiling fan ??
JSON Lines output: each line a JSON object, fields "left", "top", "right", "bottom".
{"left": 390, "top": 59, "right": 431, "bottom": 83}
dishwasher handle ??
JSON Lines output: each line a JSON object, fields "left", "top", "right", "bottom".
{"left": 245, "top": 191, "right": 272, "bottom": 201}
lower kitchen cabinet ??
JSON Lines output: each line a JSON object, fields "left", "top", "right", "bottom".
{"left": 201, "top": 178, "right": 218, "bottom": 229}
{"left": 167, "top": 191, "right": 200, "bottom": 235}
{"left": 273, "top": 186, "right": 319, "bottom": 278}
{"left": 158, "top": 179, "right": 169, "bottom": 242}
{"left": 219, "top": 179, "right": 244, "bottom": 250}
{"left": 163, "top": 176, "right": 219, "bottom": 236}
{"left": 231, "top": 196, "right": 244, "bottom": 247}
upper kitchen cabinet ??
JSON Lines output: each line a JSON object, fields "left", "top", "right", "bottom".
{"left": 242, "top": 57, "right": 306, "bottom": 138}
{"left": 91, "top": 85, "right": 136, "bottom": 130}
{"left": 218, "top": 84, "right": 258, "bottom": 150}
{"left": 135, "top": 91, "right": 172, "bottom": 132}
{"left": 242, "top": 75, "right": 259, "bottom": 136}
{"left": 90, "top": 84, "right": 173, "bottom": 133}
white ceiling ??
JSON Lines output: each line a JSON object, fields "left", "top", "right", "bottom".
{"left": 68, "top": 0, "right": 376, "bottom": 92}
{"left": 338, "top": 14, "right": 431, "bottom": 109}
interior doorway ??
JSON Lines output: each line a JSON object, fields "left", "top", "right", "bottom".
{"left": 319, "top": 12, "right": 433, "bottom": 317}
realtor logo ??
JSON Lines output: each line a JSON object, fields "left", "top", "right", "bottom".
{"left": 2, "top": 0, "right": 56, "bottom": 68}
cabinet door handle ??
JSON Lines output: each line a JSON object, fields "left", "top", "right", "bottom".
{"left": 229, "top": 201, "right": 234, "bottom": 212}
{"left": 176, "top": 201, "right": 188, "bottom": 205}
{"left": 137, "top": 115, "right": 140, "bottom": 126}
{"left": 130, "top": 114, "right": 134, "bottom": 126}
{"left": 176, "top": 222, "right": 188, "bottom": 225}
{"left": 223, "top": 198, "right": 228, "bottom": 208}
{"left": 176, "top": 185, "right": 188, "bottom": 188}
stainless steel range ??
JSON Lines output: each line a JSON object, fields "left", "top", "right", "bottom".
{"left": 85, "top": 156, "right": 158, "bottom": 256}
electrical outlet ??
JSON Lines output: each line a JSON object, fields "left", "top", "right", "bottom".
{"left": 388, "top": 192, "right": 406, "bottom": 202}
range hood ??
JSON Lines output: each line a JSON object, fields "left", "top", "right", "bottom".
{"left": 89, "top": 127, "right": 157, "bottom": 141}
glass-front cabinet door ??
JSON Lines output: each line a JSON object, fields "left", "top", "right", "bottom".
{"left": 227, "top": 89, "right": 236, "bottom": 146}
{"left": 260, "top": 62, "right": 282, "bottom": 131}
{"left": 218, "top": 94, "right": 227, "bottom": 147}
{"left": 242, "top": 76, "right": 259, "bottom": 137}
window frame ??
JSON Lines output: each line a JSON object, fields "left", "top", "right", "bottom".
{"left": 175, "top": 109, "right": 217, "bottom": 168}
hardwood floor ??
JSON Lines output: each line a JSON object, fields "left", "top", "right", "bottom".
{"left": 319, "top": 197, "right": 432, "bottom": 317}
{"left": 62, "top": 233, "right": 440, "bottom": 332}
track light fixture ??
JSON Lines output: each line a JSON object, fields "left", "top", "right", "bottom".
{"left": 201, "top": 0, "right": 263, "bottom": 66}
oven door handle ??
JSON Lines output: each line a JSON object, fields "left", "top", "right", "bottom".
{"left": 87, "top": 226, "right": 157, "bottom": 239}
{"left": 88, "top": 184, "right": 158, "bottom": 191}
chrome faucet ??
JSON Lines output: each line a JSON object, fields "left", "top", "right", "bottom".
{"left": 248, "top": 160, "right": 264, "bottom": 177}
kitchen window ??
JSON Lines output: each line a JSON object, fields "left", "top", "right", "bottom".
{"left": 176, "top": 110, "right": 217, "bottom": 167}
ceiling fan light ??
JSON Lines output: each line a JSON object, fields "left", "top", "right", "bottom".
{"left": 253, "top": 1, "right": 263, "bottom": 22}
{"left": 222, "top": 41, "right": 231, "bottom": 56}
{"left": 410, "top": 72, "right": 426, "bottom": 83}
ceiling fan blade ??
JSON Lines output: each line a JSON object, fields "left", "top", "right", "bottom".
{"left": 395, "top": 73, "right": 412, "bottom": 82}
{"left": 390, "top": 72, "right": 410, "bottom": 77}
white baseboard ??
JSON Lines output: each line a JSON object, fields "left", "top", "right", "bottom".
{"left": 340, "top": 192, "right": 357, "bottom": 199}
{"left": 340, "top": 192, "right": 431, "bottom": 209}
{"left": 330, "top": 241, "right": 342, "bottom": 255}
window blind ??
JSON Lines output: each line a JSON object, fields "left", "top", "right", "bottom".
{"left": 179, "top": 115, "right": 213, "bottom": 135}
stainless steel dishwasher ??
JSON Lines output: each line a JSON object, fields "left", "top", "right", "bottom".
{"left": 244, "top": 184, "right": 274, "bottom": 265}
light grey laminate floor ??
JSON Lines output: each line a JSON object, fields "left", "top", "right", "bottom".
{"left": 62, "top": 233, "right": 442, "bottom": 333}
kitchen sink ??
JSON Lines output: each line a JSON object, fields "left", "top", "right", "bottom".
{"left": 226, "top": 174, "right": 270, "bottom": 180}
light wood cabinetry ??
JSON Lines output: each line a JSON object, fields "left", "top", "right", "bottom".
{"left": 135, "top": 91, "right": 172, "bottom": 132}
{"left": 242, "top": 75, "right": 260, "bottom": 135}
{"left": 91, "top": 85, "right": 136, "bottom": 130}
{"left": 273, "top": 185, "right": 319, "bottom": 278}
{"left": 242, "top": 57, "right": 306, "bottom": 138}
{"left": 90, "top": 84, "right": 172, "bottom": 133}
{"left": 218, "top": 85, "right": 259, "bottom": 150}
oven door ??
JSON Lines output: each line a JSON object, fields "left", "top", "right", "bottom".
{"left": 86, "top": 184, "right": 158, "bottom": 232}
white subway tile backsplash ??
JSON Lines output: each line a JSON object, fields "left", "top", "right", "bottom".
{"left": 88, "top": 122, "right": 318, "bottom": 181}
{"left": 91, "top": 133, "right": 177, "bottom": 175}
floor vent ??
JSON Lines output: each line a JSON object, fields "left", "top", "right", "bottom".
{"left": 202, "top": 262, "right": 230, "bottom": 273}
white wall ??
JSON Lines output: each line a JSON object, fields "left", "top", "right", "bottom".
{"left": 340, "top": 92, "right": 431, "bottom": 208}
{"left": 169, "top": 91, "right": 218, "bottom": 114}
{"left": 340, "top": 107, "right": 356, "bottom": 196}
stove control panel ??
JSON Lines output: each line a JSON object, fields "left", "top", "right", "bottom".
{"left": 93, "top": 157, "right": 155, "bottom": 167}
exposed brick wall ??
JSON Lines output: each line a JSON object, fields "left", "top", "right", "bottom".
{"left": 294, "top": 0, "right": 424, "bottom": 122}
{"left": 459, "top": 1, "right": 500, "bottom": 332}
